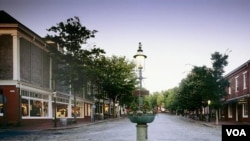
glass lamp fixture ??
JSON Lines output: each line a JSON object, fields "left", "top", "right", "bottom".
{"left": 133, "top": 42, "right": 147, "bottom": 70}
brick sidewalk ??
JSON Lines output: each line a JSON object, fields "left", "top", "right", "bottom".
{"left": 1, "top": 119, "right": 98, "bottom": 131}
{"left": 1, "top": 118, "right": 120, "bottom": 131}
{"left": 180, "top": 116, "right": 250, "bottom": 128}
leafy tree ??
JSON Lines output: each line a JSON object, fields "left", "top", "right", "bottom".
{"left": 156, "top": 94, "right": 165, "bottom": 108}
{"left": 96, "top": 55, "right": 137, "bottom": 117}
{"left": 46, "top": 16, "right": 105, "bottom": 121}
{"left": 177, "top": 65, "right": 214, "bottom": 118}
{"left": 147, "top": 92, "right": 159, "bottom": 108}
{"left": 176, "top": 51, "right": 229, "bottom": 121}
{"left": 164, "top": 87, "right": 179, "bottom": 113}
{"left": 210, "top": 51, "right": 229, "bottom": 124}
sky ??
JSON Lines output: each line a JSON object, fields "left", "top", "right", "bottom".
{"left": 1, "top": 0, "right": 250, "bottom": 93}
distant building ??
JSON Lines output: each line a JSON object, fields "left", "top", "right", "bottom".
{"left": 222, "top": 60, "right": 250, "bottom": 123}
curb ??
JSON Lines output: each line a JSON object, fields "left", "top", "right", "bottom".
{"left": 179, "top": 116, "right": 221, "bottom": 128}
{"left": 44, "top": 117, "right": 124, "bottom": 131}
{"left": 0, "top": 117, "right": 125, "bottom": 132}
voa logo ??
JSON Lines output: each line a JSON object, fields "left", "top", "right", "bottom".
{"left": 226, "top": 129, "right": 246, "bottom": 136}
{"left": 222, "top": 125, "right": 250, "bottom": 141}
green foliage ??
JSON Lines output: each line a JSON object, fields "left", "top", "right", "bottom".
{"left": 176, "top": 51, "right": 229, "bottom": 113}
{"left": 95, "top": 55, "right": 137, "bottom": 106}
{"left": 46, "top": 16, "right": 105, "bottom": 93}
{"left": 164, "top": 87, "right": 179, "bottom": 112}
{"left": 151, "top": 51, "right": 229, "bottom": 115}
{"left": 210, "top": 51, "right": 230, "bottom": 108}
{"left": 46, "top": 16, "right": 97, "bottom": 53}
{"left": 92, "top": 51, "right": 136, "bottom": 103}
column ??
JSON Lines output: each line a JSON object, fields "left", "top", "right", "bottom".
{"left": 12, "top": 34, "right": 20, "bottom": 80}
{"left": 48, "top": 95, "right": 53, "bottom": 118}
{"left": 68, "top": 97, "right": 72, "bottom": 118}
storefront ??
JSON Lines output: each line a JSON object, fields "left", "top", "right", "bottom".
{"left": 21, "top": 89, "right": 50, "bottom": 118}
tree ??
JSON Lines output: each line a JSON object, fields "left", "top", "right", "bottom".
{"left": 46, "top": 16, "right": 105, "bottom": 122}
{"left": 177, "top": 65, "right": 214, "bottom": 118}
{"left": 164, "top": 87, "right": 179, "bottom": 114}
{"left": 176, "top": 51, "right": 229, "bottom": 122}
{"left": 96, "top": 55, "right": 137, "bottom": 117}
{"left": 210, "top": 51, "right": 229, "bottom": 124}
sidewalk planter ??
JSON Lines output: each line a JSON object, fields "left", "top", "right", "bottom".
{"left": 128, "top": 114, "right": 156, "bottom": 125}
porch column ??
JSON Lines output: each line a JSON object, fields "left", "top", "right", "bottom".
{"left": 68, "top": 98, "right": 72, "bottom": 118}
{"left": 48, "top": 95, "right": 53, "bottom": 117}
{"left": 12, "top": 34, "right": 20, "bottom": 80}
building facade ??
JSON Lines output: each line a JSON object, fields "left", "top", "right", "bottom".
{"left": 222, "top": 60, "right": 250, "bottom": 123}
{"left": 0, "top": 11, "right": 96, "bottom": 127}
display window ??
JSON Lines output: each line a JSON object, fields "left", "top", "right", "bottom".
{"left": 21, "top": 89, "right": 49, "bottom": 117}
{"left": 21, "top": 99, "right": 29, "bottom": 116}
{"left": 56, "top": 104, "right": 68, "bottom": 118}
{"left": 21, "top": 98, "right": 49, "bottom": 117}
{"left": 72, "top": 106, "right": 82, "bottom": 117}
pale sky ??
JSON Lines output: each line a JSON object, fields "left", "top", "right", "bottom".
{"left": 1, "top": 0, "right": 250, "bottom": 93}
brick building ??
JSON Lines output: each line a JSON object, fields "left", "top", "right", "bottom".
{"left": 0, "top": 10, "right": 95, "bottom": 127}
{"left": 222, "top": 60, "right": 250, "bottom": 123}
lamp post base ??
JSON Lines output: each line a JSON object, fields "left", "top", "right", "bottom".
{"left": 136, "top": 124, "right": 148, "bottom": 141}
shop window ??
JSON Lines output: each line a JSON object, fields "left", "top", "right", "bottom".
{"left": 72, "top": 106, "right": 81, "bottom": 117}
{"left": 21, "top": 90, "right": 29, "bottom": 97}
{"left": 21, "top": 99, "right": 29, "bottom": 116}
{"left": 56, "top": 104, "right": 68, "bottom": 118}
{"left": 43, "top": 102, "right": 48, "bottom": 117}
{"left": 88, "top": 104, "right": 91, "bottom": 116}
{"left": 30, "top": 100, "right": 42, "bottom": 116}
{"left": 95, "top": 103, "right": 103, "bottom": 114}
{"left": 104, "top": 104, "right": 109, "bottom": 115}
{"left": 242, "top": 103, "right": 248, "bottom": 118}
{"left": 22, "top": 98, "right": 49, "bottom": 117}
{"left": 21, "top": 89, "right": 49, "bottom": 117}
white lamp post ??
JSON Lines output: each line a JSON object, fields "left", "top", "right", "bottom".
{"left": 208, "top": 100, "right": 211, "bottom": 122}
{"left": 132, "top": 42, "right": 153, "bottom": 141}
{"left": 133, "top": 42, "right": 147, "bottom": 108}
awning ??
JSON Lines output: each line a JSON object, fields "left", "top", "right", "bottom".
{"left": 224, "top": 94, "right": 250, "bottom": 104}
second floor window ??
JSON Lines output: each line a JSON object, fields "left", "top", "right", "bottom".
{"left": 235, "top": 76, "right": 239, "bottom": 92}
{"left": 228, "top": 80, "right": 231, "bottom": 95}
{"left": 243, "top": 71, "right": 247, "bottom": 90}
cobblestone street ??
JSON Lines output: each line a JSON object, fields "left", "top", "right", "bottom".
{"left": 0, "top": 113, "right": 221, "bottom": 141}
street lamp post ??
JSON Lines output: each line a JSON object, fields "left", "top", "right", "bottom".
{"left": 208, "top": 100, "right": 211, "bottom": 122}
{"left": 133, "top": 42, "right": 150, "bottom": 141}
{"left": 133, "top": 42, "right": 147, "bottom": 109}
{"left": 53, "top": 91, "right": 57, "bottom": 127}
